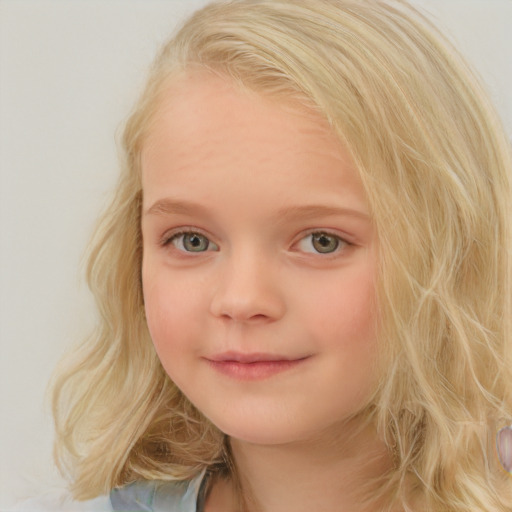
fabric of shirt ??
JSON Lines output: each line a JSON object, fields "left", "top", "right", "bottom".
{"left": 10, "top": 470, "right": 207, "bottom": 512}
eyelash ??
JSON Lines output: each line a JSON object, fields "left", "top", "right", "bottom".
{"left": 296, "top": 230, "right": 351, "bottom": 255}
{"left": 160, "top": 229, "right": 353, "bottom": 256}
{"left": 161, "top": 229, "right": 218, "bottom": 253}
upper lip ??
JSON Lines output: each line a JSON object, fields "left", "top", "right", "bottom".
{"left": 208, "top": 351, "right": 306, "bottom": 363}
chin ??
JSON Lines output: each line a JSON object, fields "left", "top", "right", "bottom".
{"left": 208, "top": 412, "right": 313, "bottom": 446}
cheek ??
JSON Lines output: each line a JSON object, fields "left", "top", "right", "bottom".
{"left": 304, "top": 264, "right": 376, "bottom": 344}
{"left": 315, "top": 270, "right": 379, "bottom": 405}
{"left": 302, "top": 264, "right": 379, "bottom": 399}
{"left": 142, "top": 265, "right": 198, "bottom": 362}
{"left": 143, "top": 284, "right": 173, "bottom": 364}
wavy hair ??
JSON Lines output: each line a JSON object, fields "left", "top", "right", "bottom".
{"left": 52, "top": 0, "right": 512, "bottom": 509}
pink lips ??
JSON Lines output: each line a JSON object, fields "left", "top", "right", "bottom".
{"left": 205, "top": 352, "right": 310, "bottom": 380}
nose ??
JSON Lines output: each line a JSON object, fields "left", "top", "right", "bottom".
{"left": 209, "top": 248, "right": 286, "bottom": 323}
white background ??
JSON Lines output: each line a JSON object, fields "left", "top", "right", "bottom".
{"left": 0, "top": 0, "right": 511, "bottom": 508}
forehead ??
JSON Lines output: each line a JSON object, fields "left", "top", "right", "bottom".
{"left": 141, "top": 71, "right": 367, "bottom": 213}
{"left": 143, "top": 70, "right": 346, "bottom": 161}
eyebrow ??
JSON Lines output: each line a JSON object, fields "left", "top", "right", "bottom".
{"left": 144, "top": 198, "right": 370, "bottom": 222}
{"left": 145, "top": 198, "right": 210, "bottom": 217}
{"left": 275, "top": 204, "right": 370, "bottom": 222}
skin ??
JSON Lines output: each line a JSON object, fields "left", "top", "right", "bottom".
{"left": 141, "top": 71, "right": 392, "bottom": 511}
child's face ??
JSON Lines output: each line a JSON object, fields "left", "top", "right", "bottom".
{"left": 141, "top": 72, "right": 378, "bottom": 445}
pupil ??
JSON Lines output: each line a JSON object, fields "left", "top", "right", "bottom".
{"left": 185, "top": 234, "right": 207, "bottom": 251}
{"left": 313, "top": 233, "right": 338, "bottom": 253}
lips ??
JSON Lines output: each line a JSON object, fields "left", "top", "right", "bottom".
{"left": 209, "top": 351, "right": 301, "bottom": 363}
{"left": 205, "top": 352, "right": 311, "bottom": 380}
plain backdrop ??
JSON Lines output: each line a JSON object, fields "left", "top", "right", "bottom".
{"left": 0, "top": 0, "right": 511, "bottom": 508}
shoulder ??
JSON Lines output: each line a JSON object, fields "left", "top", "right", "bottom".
{"left": 110, "top": 470, "right": 207, "bottom": 512}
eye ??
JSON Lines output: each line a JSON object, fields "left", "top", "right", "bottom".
{"left": 166, "top": 232, "right": 218, "bottom": 253}
{"left": 297, "top": 232, "right": 347, "bottom": 254}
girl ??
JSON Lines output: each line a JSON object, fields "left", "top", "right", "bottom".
{"left": 41, "top": 0, "right": 512, "bottom": 510}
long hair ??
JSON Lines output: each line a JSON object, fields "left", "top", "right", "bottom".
{"left": 52, "top": 1, "right": 512, "bottom": 509}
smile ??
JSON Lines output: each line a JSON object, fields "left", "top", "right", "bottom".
{"left": 205, "top": 352, "right": 311, "bottom": 381}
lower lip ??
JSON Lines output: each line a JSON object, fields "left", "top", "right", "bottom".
{"left": 206, "top": 358, "right": 308, "bottom": 381}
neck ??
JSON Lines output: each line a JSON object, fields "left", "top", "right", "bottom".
{"left": 205, "top": 419, "right": 400, "bottom": 512}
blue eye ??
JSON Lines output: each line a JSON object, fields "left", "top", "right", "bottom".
{"left": 298, "top": 232, "right": 346, "bottom": 254}
{"left": 168, "top": 232, "right": 218, "bottom": 252}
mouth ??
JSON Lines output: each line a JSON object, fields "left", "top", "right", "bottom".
{"left": 205, "top": 352, "right": 311, "bottom": 380}
{"left": 208, "top": 351, "right": 304, "bottom": 363}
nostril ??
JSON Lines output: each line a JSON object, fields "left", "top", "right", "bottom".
{"left": 211, "top": 297, "right": 285, "bottom": 323}
{"left": 250, "top": 314, "right": 270, "bottom": 321}
{"left": 217, "top": 311, "right": 271, "bottom": 323}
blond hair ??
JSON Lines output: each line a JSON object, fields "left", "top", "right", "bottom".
{"left": 52, "top": 1, "right": 512, "bottom": 509}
